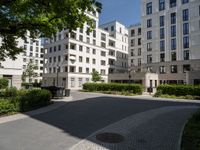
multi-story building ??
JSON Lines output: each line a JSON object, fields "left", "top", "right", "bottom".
{"left": 129, "top": 23, "right": 142, "bottom": 69}
{"left": 138, "top": 0, "right": 200, "bottom": 84}
{"left": 0, "top": 35, "right": 44, "bottom": 88}
{"left": 43, "top": 12, "right": 128, "bottom": 89}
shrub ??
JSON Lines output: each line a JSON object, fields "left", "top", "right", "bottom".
{"left": 19, "top": 89, "right": 52, "bottom": 112}
{"left": 83, "top": 83, "right": 143, "bottom": 94}
{"left": 0, "top": 78, "right": 8, "bottom": 89}
{"left": 0, "top": 98, "right": 19, "bottom": 115}
{"left": 156, "top": 84, "right": 200, "bottom": 96}
{"left": 4, "top": 87, "right": 18, "bottom": 97}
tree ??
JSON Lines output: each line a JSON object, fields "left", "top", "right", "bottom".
{"left": 22, "top": 61, "right": 38, "bottom": 83}
{"left": 91, "top": 70, "right": 101, "bottom": 82}
{"left": 0, "top": 0, "right": 102, "bottom": 61}
{"left": 0, "top": 78, "right": 8, "bottom": 89}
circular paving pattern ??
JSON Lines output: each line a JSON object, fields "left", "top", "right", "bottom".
{"left": 96, "top": 132, "right": 124, "bottom": 143}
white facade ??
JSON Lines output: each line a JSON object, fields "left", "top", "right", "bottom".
{"left": 43, "top": 12, "right": 129, "bottom": 89}
{"left": 0, "top": 35, "right": 44, "bottom": 88}
{"left": 136, "top": 0, "right": 200, "bottom": 84}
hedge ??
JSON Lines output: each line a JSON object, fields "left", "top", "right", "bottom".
{"left": 0, "top": 89, "right": 52, "bottom": 115}
{"left": 83, "top": 83, "right": 143, "bottom": 94}
{"left": 156, "top": 84, "right": 200, "bottom": 96}
{"left": 0, "top": 78, "right": 8, "bottom": 89}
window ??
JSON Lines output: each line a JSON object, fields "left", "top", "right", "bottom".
{"left": 86, "top": 47, "right": 90, "bottom": 53}
{"left": 171, "top": 65, "right": 177, "bottom": 73}
{"left": 160, "top": 28, "right": 165, "bottom": 39}
{"left": 171, "top": 13, "right": 176, "bottom": 24}
{"left": 170, "top": 0, "right": 176, "bottom": 8}
{"left": 159, "top": 0, "right": 165, "bottom": 11}
{"left": 78, "top": 78, "right": 83, "bottom": 87}
{"left": 147, "top": 42, "right": 152, "bottom": 51}
{"left": 58, "top": 56, "right": 61, "bottom": 62}
{"left": 171, "top": 39, "right": 176, "bottom": 50}
{"left": 86, "top": 37, "right": 90, "bottom": 43}
{"left": 183, "top": 36, "right": 189, "bottom": 48}
{"left": 138, "top": 38, "right": 141, "bottom": 45}
{"left": 160, "top": 53, "right": 165, "bottom": 62}
{"left": 71, "top": 78, "right": 75, "bottom": 87}
{"left": 92, "top": 59, "right": 96, "bottom": 64}
{"left": 86, "top": 68, "right": 89, "bottom": 74}
{"left": 53, "top": 57, "right": 56, "bottom": 62}
{"left": 70, "top": 43, "right": 76, "bottom": 50}
{"left": 111, "top": 26, "right": 114, "bottom": 31}
{"left": 100, "top": 69, "right": 106, "bottom": 75}
{"left": 171, "top": 52, "right": 176, "bottom": 61}
{"left": 79, "top": 67, "right": 82, "bottom": 73}
{"left": 101, "top": 60, "right": 106, "bottom": 66}
{"left": 183, "top": 64, "right": 190, "bottom": 73}
{"left": 183, "top": 9, "right": 189, "bottom": 21}
{"left": 69, "top": 66, "right": 75, "bottom": 72}
{"left": 138, "top": 58, "right": 141, "bottom": 66}
{"left": 147, "top": 19, "right": 152, "bottom": 28}
{"left": 138, "top": 48, "right": 141, "bottom": 56}
{"left": 183, "top": 23, "right": 189, "bottom": 35}
{"left": 182, "top": 0, "right": 189, "bottom": 4}
{"left": 147, "top": 31, "right": 152, "bottom": 39}
{"left": 58, "top": 45, "right": 61, "bottom": 51}
{"left": 131, "top": 29, "right": 135, "bottom": 37}
{"left": 138, "top": 28, "right": 141, "bottom": 35}
{"left": 159, "top": 66, "right": 166, "bottom": 74}
{"left": 160, "top": 16, "right": 165, "bottom": 27}
{"left": 79, "top": 45, "right": 83, "bottom": 51}
{"left": 101, "top": 33, "right": 106, "bottom": 41}
{"left": 131, "top": 39, "right": 135, "bottom": 47}
{"left": 146, "top": 2, "right": 152, "bottom": 15}
{"left": 93, "top": 30, "right": 96, "bottom": 38}
{"left": 171, "top": 25, "right": 176, "bottom": 37}
{"left": 160, "top": 40, "right": 165, "bottom": 51}
{"left": 30, "top": 46, "right": 33, "bottom": 51}
{"left": 183, "top": 50, "right": 190, "bottom": 60}
{"left": 54, "top": 46, "right": 56, "bottom": 52}
{"left": 93, "top": 49, "right": 96, "bottom": 54}
{"left": 101, "top": 42, "right": 106, "bottom": 48}
{"left": 147, "top": 54, "right": 152, "bottom": 63}
{"left": 101, "top": 51, "right": 106, "bottom": 56}
{"left": 131, "top": 49, "right": 135, "bottom": 56}
{"left": 79, "top": 56, "right": 83, "bottom": 62}
{"left": 79, "top": 35, "right": 83, "bottom": 41}
{"left": 86, "top": 57, "right": 89, "bottom": 63}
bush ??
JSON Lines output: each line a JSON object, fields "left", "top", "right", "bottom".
{"left": 0, "top": 98, "right": 19, "bottom": 115}
{"left": 19, "top": 89, "right": 52, "bottom": 112}
{"left": 83, "top": 83, "right": 143, "bottom": 94}
{"left": 156, "top": 84, "right": 200, "bottom": 96}
{"left": 0, "top": 78, "right": 8, "bottom": 89}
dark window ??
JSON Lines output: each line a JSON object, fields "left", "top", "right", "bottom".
{"left": 171, "top": 52, "right": 176, "bottom": 61}
{"left": 170, "top": 0, "right": 176, "bottom": 8}
{"left": 183, "top": 36, "right": 189, "bottom": 48}
{"left": 147, "top": 42, "right": 152, "bottom": 51}
{"left": 183, "top": 50, "right": 190, "bottom": 60}
{"left": 131, "top": 29, "right": 135, "bottom": 37}
{"left": 171, "top": 25, "right": 176, "bottom": 37}
{"left": 146, "top": 2, "right": 152, "bottom": 15}
{"left": 171, "top": 65, "right": 178, "bottom": 73}
{"left": 183, "top": 23, "right": 189, "bottom": 35}
{"left": 160, "top": 40, "right": 165, "bottom": 51}
{"left": 160, "top": 53, "right": 165, "bottom": 62}
{"left": 147, "top": 19, "right": 152, "bottom": 28}
{"left": 183, "top": 64, "right": 190, "bottom": 73}
{"left": 138, "top": 28, "right": 141, "bottom": 35}
{"left": 160, "top": 28, "right": 165, "bottom": 39}
{"left": 147, "top": 54, "right": 152, "bottom": 63}
{"left": 160, "top": 16, "right": 165, "bottom": 27}
{"left": 183, "top": 9, "right": 189, "bottom": 21}
{"left": 171, "top": 13, "right": 176, "bottom": 24}
{"left": 159, "top": 0, "right": 165, "bottom": 11}
{"left": 182, "top": 0, "right": 189, "bottom": 4}
{"left": 147, "top": 31, "right": 152, "bottom": 39}
{"left": 171, "top": 39, "right": 176, "bottom": 50}
{"left": 159, "top": 66, "right": 166, "bottom": 74}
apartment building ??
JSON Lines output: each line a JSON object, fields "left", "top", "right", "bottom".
{"left": 129, "top": 23, "right": 142, "bottom": 69}
{"left": 138, "top": 0, "right": 200, "bottom": 84}
{"left": 43, "top": 12, "right": 128, "bottom": 89}
{"left": 0, "top": 35, "right": 44, "bottom": 88}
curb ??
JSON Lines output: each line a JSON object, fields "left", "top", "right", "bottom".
{"left": 0, "top": 96, "right": 73, "bottom": 125}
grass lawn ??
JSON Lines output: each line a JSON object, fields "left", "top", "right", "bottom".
{"left": 181, "top": 110, "right": 200, "bottom": 150}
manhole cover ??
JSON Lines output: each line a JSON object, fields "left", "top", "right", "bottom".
{"left": 96, "top": 132, "right": 124, "bottom": 143}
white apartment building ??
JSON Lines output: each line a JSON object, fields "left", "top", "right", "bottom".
{"left": 138, "top": 0, "right": 200, "bottom": 84}
{"left": 0, "top": 35, "right": 44, "bottom": 88}
{"left": 129, "top": 23, "right": 142, "bottom": 69}
{"left": 43, "top": 12, "right": 129, "bottom": 89}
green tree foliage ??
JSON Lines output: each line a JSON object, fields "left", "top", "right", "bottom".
{"left": 22, "top": 61, "right": 38, "bottom": 83}
{"left": 91, "top": 70, "right": 101, "bottom": 82}
{"left": 0, "top": 0, "right": 102, "bottom": 61}
{"left": 0, "top": 78, "right": 8, "bottom": 89}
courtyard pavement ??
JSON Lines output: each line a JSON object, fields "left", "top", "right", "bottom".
{"left": 0, "top": 91, "right": 199, "bottom": 150}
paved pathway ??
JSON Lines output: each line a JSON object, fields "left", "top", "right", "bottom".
{"left": 0, "top": 91, "right": 199, "bottom": 150}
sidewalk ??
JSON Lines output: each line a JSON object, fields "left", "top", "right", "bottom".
{"left": 0, "top": 96, "right": 72, "bottom": 124}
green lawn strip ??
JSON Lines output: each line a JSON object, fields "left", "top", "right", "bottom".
{"left": 80, "top": 90, "right": 138, "bottom": 96}
{"left": 181, "top": 110, "right": 200, "bottom": 150}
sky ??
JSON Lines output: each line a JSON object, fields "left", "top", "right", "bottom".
{"left": 98, "top": 0, "right": 141, "bottom": 27}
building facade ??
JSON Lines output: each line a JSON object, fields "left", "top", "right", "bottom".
{"left": 0, "top": 35, "right": 44, "bottom": 88}
{"left": 43, "top": 11, "right": 129, "bottom": 89}
{"left": 137, "top": 0, "right": 200, "bottom": 84}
